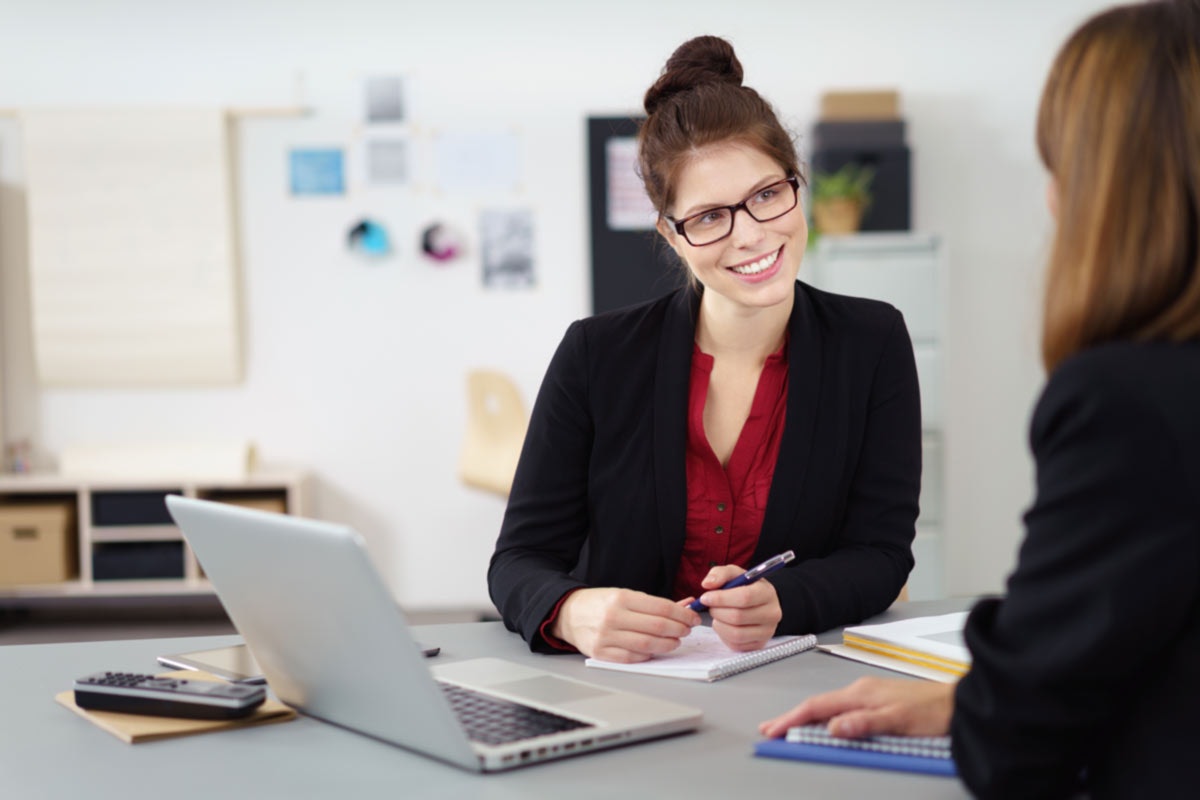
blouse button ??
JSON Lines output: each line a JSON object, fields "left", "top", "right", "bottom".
{"left": 716, "top": 503, "right": 726, "bottom": 512}
{"left": 714, "top": 525, "right": 725, "bottom": 534}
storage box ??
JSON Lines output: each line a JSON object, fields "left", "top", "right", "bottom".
{"left": 0, "top": 502, "right": 76, "bottom": 586}
{"left": 213, "top": 493, "right": 288, "bottom": 515}
{"left": 93, "top": 541, "right": 185, "bottom": 581}
{"left": 91, "top": 490, "right": 179, "bottom": 526}
{"left": 819, "top": 90, "right": 900, "bottom": 121}
{"left": 812, "top": 120, "right": 906, "bottom": 150}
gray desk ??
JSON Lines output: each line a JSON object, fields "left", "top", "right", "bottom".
{"left": 1, "top": 599, "right": 971, "bottom": 799}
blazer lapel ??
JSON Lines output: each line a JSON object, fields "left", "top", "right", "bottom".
{"left": 754, "top": 282, "right": 823, "bottom": 561}
{"left": 653, "top": 287, "right": 699, "bottom": 586}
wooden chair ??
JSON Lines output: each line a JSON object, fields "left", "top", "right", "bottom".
{"left": 458, "top": 370, "right": 528, "bottom": 498}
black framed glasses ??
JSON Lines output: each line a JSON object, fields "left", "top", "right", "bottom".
{"left": 664, "top": 175, "right": 801, "bottom": 247}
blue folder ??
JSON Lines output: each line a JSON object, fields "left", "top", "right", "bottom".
{"left": 754, "top": 739, "right": 958, "bottom": 777}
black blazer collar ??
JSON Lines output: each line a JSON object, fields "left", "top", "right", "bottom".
{"left": 756, "top": 283, "right": 822, "bottom": 561}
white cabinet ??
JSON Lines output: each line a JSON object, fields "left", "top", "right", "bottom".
{"left": 0, "top": 469, "right": 310, "bottom": 601}
{"left": 806, "top": 232, "right": 945, "bottom": 600}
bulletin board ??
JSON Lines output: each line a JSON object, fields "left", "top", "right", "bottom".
{"left": 587, "top": 116, "right": 681, "bottom": 314}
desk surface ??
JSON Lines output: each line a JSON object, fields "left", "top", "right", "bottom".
{"left": 1, "top": 599, "right": 972, "bottom": 799}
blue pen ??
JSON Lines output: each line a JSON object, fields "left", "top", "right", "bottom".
{"left": 688, "top": 550, "right": 796, "bottom": 612}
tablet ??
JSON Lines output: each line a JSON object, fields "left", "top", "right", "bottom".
{"left": 158, "top": 642, "right": 440, "bottom": 684}
{"left": 157, "top": 644, "right": 267, "bottom": 683}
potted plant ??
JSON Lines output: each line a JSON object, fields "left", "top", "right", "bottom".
{"left": 810, "top": 163, "right": 875, "bottom": 236}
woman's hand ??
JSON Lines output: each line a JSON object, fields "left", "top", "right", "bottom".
{"left": 552, "top": 587, "right": 701, "bottom": 663}
{"left": 758, "top": 677, "right": 956, "bottom": 739}
{"left": 696, "top": 564, "right": 783, "bottom": 651}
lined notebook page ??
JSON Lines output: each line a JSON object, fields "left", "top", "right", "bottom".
{"left": 585, "top": 626, "right": 816, "bottom": 681}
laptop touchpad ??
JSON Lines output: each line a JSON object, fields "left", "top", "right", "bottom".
{"left": 496, "top": 676, "right": 612, "bottom": 704}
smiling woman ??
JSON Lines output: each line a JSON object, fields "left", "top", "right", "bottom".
{"left": 488, "top": 35, "right": 922, "bottom": 664}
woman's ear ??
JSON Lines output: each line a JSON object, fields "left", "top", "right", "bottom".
{"left": 1046, "top": 177, "right": 1060, "bottom": 221}
{"left": 656, "top": 217, "right": 685, "bottom": 262}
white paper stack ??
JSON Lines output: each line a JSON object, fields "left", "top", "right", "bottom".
{"left": 820, "top": 612, "right": 970, "bottom": 683}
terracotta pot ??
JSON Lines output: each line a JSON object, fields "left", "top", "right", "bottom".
{"left": 813, "top": 198, "right": 864, "bottom": 235}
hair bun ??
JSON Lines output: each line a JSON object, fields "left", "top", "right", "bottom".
{"left": 644, "top": 36, "right": 744, "bottom": 115}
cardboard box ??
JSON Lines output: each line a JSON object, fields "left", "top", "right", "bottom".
{"left": 214, "top": 494, "right": 288, "bottom": 515}
{"left": 0, "top": 502, "right": 76, "bottom": 586}
{"left": 819, "top": 90, "right": 900, "bottom": 121}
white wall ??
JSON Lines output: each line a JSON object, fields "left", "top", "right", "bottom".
{"left": 0, "top": 0, "right": 1112, "bottom": 609}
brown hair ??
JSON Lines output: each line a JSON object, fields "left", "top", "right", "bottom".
{"left": 638, "top": 35, "right": 802, "bottom": 218}
{"left": 1038, "top": 0, "right": 1200, "bottom": 371}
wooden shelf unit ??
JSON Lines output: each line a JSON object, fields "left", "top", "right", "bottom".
{"left": 0, "top": 470, "right": 309, "bottom": 601}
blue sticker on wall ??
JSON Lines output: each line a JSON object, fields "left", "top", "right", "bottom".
{"left": 290, "top": 148, "right": 345, "bottom": 195}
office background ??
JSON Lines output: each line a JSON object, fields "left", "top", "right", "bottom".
{"left": 0, "top": 0, "right": 1112, "bottom": 612}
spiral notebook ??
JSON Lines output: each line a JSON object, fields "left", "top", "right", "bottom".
{"left": 755, "top": 724, "right": 956, "bottom": 777}
{"left": 585, "top": 626, "right": 817, "bottom": 681}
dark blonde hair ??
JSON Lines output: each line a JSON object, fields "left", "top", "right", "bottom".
{"left": 1038, "top": 0, "right": 1200, "bottom": 371}
{"left": 638, "top": 36, "right": 802, "bottom": 218}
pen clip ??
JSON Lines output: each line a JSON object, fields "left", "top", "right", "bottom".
{"left": 744, "top": 550, "right": 795, "bottom": 580}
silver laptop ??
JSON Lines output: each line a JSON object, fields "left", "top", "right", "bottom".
{"left": 165, "top": 495, "right": 701, "bottom": 772}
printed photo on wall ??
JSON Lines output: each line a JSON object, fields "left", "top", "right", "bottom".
{"left": 289, "top": 148, "right": 345, "bottom": 196}
{"left": 364, "top": 75, "right": 406, "bottom": 123}
{"left": 420, "top": 221, "right": 465, "bottom": 264}
{"left": 480, "top": 209, "right": 534, "bottom": 289}
{"left": 366, "top": 139, "right": 408, "bottom": 185}
{"left": 347, "top": 218, "right": 391, "bottom": 258}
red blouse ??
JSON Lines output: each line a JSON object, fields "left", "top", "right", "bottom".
{"left": 539, "top": 340, "right": 789, "bottom": 649}
{"left": 671, "top": 341, "right": 789, "bottom": 601}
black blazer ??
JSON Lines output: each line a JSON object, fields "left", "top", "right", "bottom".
{"left": 952, "top": 340, "right": 1200, "bottom": 799}
{"left": 488, "top": 282, "right": 921, "bottom": 651}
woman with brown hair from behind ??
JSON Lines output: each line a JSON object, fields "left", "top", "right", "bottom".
{"left": 761, "top": 2, "right": 1200, "bottom": 797}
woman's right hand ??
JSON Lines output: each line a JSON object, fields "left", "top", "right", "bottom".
{"left": 552, "top": 588, "right": 701, "bottom": 662}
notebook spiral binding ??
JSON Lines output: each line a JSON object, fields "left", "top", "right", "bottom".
{"left": 786, "top": 724, "right": 952, "bottom": 760}
{"left": 716, "top": 634, "right": 819, "bottom": 678}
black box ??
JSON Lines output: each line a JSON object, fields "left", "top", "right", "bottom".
{"left": 813, "top": 120, "right": 906, "bottom": 150}
{"left": 92, "top": 541, "right": 185, "bottom": 580}
{"left": 810, "top": 145, "right": 911, "bottom": 231}
{"left": 91, "top": 491, "right": 180, "bottom": 526}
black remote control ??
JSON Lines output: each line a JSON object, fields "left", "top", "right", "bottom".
{"left": 74, "top": 672, "right": 267, "bottom": 719}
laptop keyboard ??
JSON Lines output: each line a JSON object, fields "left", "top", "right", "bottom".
{"left": 439, "top": 682, "right": 594, "bottom": 746}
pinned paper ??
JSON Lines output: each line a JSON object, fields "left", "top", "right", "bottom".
{"left": 290, "top": 148, "right": 345, "bottom": 195}
{"left": 434, "top": 130, "right": 520, "bottom": 193}
{"left": 365, "top": 76, "right": 406, "bottom": 123}
{"left": 366, "top": 139, "right": 408, "bottom": 185}
{"left": 480, "top": 208, "right": 534, "bottom": 288}
{"left": 606, "top": 137, "right": 657, "bottom": 231}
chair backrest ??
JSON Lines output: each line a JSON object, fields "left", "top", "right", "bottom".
{"left": 458, "top": 369, "right": 528, "bottom": 497}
